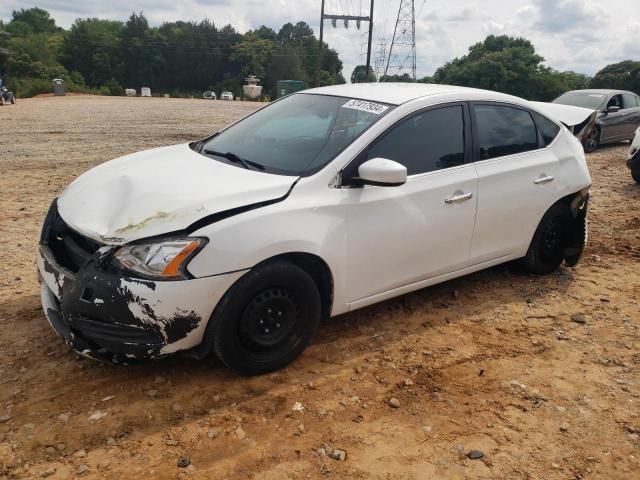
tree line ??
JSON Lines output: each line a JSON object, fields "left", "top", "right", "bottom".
{"left": 1, "top": 8, "right": 639, "bottom": 101}
{"left": 351, "top": 35, "right": 640, "bottom": 101}
{"left": 0, "top": 7, "right": 345, "bottom": 98}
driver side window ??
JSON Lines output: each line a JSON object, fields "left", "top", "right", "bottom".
{"left": 364, "top": 105, "right": 466, "bottom": 176}
{"left": 607, "top": 94, "right": 623, "bottom": 110}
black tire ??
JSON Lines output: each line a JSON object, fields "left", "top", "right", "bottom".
{"left": 0, "top": 95, "right": 5, "bottom": 106}
{"left": 523, "top": 202, "right": 572, "bottom": 275}
{"left": 211, "top": 259, "right": 321, "bottom": 375}
{"left": 583, "top": 126, "right": 600, "bottom": 153}
{"left": 632, "top": 170, "right": 640, "bottom": 183}
{"left": 10, "top": 94, "right": 15, "bottom": 104}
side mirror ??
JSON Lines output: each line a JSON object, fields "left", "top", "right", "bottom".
{"left": 357, "top": 158, "right": 407, "bottom": 187}
{"left": 607, "top": 105, "right": 620, "bottom": 113}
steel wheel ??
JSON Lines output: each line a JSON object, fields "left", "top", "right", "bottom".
{"left": 539, "top": 218, "right": 567, "bottom": 264}
{"left": 239, "top": 288, "right": 298, "bottom": 351}
{"left": 211, "top": 259, "right": 321, "bottom": 375}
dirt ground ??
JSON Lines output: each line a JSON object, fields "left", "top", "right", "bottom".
{"left": 1, "top": 96, "right": 639, "bottom": 480}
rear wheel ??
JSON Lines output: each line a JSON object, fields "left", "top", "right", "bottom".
{"left": 523, "top": 203, "right": 572, "bottom": 275}
{"left": 0, "top": 95, "right": 5, "bottom": 106}
{"left": 632, "top": 170, "right": 640, "bottom": 183}
{"left": 211, "top": 260, "right": 321, "bottom": 375}
{"left": 583, "top": 127, "right": 600, "bottom": 153}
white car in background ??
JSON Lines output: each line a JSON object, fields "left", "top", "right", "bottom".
{"left": 628, "top": 127, "right": 640, "bottom": 182}
{"left": 38, "top": 83, "right": 593, "bottom": 374}
{"left": 220, "top": 91, "right": 233, "bottom": 101}
{"left": 202, "top": 91, "right": 217, "bottom": 100}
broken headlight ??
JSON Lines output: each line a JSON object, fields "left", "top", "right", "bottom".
{"left": 112, "top": 238, "right": 205, "bottom": 280}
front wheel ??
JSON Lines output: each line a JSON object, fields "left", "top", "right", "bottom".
{"left": 632, "top": 170, "right": 640, "bottom": 183}
{"left": 10, "top": 94, "right": 15, "bottom": 104}
{"left": 211, "top": 260, "right": 321, "bottom": 375}
{"left": 583, "top": 127, "right": 600, "bottom": 153}
{"left": 523, "top": 203, "right": 572, "bottom": 275}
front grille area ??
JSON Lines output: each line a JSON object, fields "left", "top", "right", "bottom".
{"left": 41, "top": 201, "right": 102, "bottom": 273}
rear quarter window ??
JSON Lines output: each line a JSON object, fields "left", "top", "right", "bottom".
{"left": 532, "top": 111, "right": 561, "bottom": 146}
{"left": 474, "top": 104, "right": 538, "bottom": 160}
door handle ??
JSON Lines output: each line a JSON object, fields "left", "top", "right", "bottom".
{"left": 534, "top": 175, "right": 554, "bottom": 185}
{"left": 445, "top": 192, "right": 473, "bottom": 204}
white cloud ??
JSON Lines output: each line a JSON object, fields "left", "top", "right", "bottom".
{"left": 532, "top": 0, "right": 608, "bottom": 33}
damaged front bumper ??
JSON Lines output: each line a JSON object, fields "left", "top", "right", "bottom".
{"left": 36, "top": 206, "right": 245, "bottom": 364}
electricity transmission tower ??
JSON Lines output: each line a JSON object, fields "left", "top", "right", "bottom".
{"left": 383, "top": 0, "right": 416, "bottom": 80}
{"left": 373, "top": 39, "right": 387, "bottom": 79}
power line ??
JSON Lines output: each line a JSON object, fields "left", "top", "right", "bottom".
{"left": 318, "top": 0, "right": 375, "bottom": 83}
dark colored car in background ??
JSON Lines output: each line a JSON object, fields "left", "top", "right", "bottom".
{"left": 553, "top": 89, "right": 640, "bottom": 153}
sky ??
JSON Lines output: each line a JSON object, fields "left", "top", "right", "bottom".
{"left": 2, "top": 0, "right": 639, "bottom": 80}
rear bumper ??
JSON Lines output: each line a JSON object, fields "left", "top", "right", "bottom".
{"left": 37, "top": 245, "right": 245, "bottom": 364}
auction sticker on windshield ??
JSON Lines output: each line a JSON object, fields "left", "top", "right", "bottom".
{"left": 342, "top": 99, "right": 389, "bottom": 115}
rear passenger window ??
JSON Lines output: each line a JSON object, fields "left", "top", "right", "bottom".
{"left": 474, "top": 105, "right": 538, "bottom": 160}
{"left": 623, "top": 93, "right": 638, "bottom": 109}
{"left": 532, "top": 111, "right": 561, "bottom": 146}
{"left": 366, "top": 106, "right": 465, "bottom": 175}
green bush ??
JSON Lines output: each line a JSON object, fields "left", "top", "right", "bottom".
{"left": 99, "top": 78, "right": 124, "bottom": 96}
{"left": 9, "top": 76, "right": 103, "bottom": 98}
{"left": 10, "top": 77, "right": 51, "bottom": 97}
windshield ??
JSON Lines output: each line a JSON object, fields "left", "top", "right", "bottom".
{"left": 200, "top": 93, "right": 394, "bottom": 176}
{"left": 553, "top": 92, "right": 606, "bottom": 110}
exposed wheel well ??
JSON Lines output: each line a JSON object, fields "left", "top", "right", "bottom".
{"left": 260, "top": 253, "right": 334, "bottom": 322}
{"left": 556, "top": 188, "right": 589, "bottom": 217}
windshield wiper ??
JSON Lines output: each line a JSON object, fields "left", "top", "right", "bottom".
{"left": 203, "top": 149, "right": 265, "bottom": 171}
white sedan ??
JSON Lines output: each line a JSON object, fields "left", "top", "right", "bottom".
{"left": 38, "top": 83, "right": 593, "bottom": 374}
{"left": 628, "top": 127, "right": 640, "bottom": 182}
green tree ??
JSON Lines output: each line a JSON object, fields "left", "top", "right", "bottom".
{"left": 252, "top": 26, "right": 277, "bottom": 42}
{"left": 61, "top": 18, "right": 124, "bottom": 87}
{"left": 380, "top": 73, "right": 414, "bottom": 82}
{"left": 591, "top": 61, "right": 640, "bottom": 94}
{"left": 120, "top": 12, "right": 153, "bottom": 89}
{"left": 351, "top": 65, "right": 376, "bottom": 83}
{"left": 8, "top": 7, "right": 59, "bottom": 35}
{"left": 6, "top": 6, "right": 346, "bottom": 98}
{"left": 266, "top": 46, "right": 307, "bottom": 87}
{"left": 433, "top": 34, "right": 592, "bottom": 101}
{"left": 231, "top": 37, "right": 274, "bottom": 79}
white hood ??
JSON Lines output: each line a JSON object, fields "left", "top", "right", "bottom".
{"left": 58, "top": 144, "right": 298, "bottom": 244}
{"left": 530, "top": 101, "right": 597, "bottom": 138}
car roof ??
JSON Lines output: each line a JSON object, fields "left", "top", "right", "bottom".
{"left": 303, "top": 82, "right": 522, "bottom": 106}
{"left": 564, "top": 89, "right": 633, "bottom": 96}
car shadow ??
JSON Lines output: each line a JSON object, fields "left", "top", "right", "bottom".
{"left": 0, "top": 262, "right": 576, "bottom": 463}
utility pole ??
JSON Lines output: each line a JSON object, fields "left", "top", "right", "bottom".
{"left": 365, "top": 0, "right": 374, "bottom": 81}
{"left": 316, "top": 0, "right": 326, "bottom": 87}
{"left": 317, "top": 0, "right": 375, "bottom": 84}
